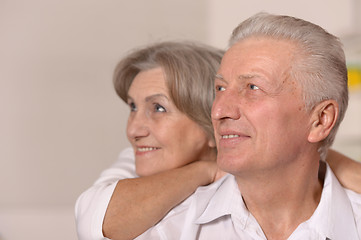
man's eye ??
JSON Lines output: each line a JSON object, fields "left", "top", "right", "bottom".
{"left": 215, "top": 85, "right": 226, "bottom": 91}
{"left": 249, "top": 84, "right": 259, "bottom": 90}
{"left": 129, "top": 102, "right": 137, "bottom": 111}
{"left": 154, "top": 103, "right": 166, "bottom": 112}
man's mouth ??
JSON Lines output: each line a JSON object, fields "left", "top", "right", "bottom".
{"left": 221, "top": 134, "right": 240, "bottom": 139}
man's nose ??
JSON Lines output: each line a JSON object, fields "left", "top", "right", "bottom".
{"left": 211, "top": 89, "right": 242, "bottom": 121}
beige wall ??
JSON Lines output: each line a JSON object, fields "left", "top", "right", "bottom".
{"left": 205, "top": 0, "right": 355, "bottom": 48}
{"left": 0, "top": 0, "right": 209, "bottom": 208}
{"left": 1, "top": 1, "right": 360, "bottom": 239}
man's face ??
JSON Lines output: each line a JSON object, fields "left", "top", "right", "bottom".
{"left": 211, "top": 37, "right": 313, "bottom": 177}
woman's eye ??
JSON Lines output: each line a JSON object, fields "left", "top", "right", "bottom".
{"left": 154, "top": 103, "right": 166, "bottom": 112}
{"left": 215, "top": 85, "right": 226, "bottom": 92}
{"left": 249, "top": 84, "right": 259, "bottom": 90}
{"left": 128, "top": 102, "right": 137, "bottom": 111}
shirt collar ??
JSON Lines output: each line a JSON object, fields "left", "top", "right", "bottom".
{"left": 194, "top": 174, "right": 250, "bottom": 228}
{"left": 192, "top": 164, "right": 359, "bottom": 239}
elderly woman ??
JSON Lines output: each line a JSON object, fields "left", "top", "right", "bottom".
{"left": 75, "top": 41, "right": 361, "bottom": 240}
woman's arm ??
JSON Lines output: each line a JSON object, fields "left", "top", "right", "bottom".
{"left": 326, "top": 149, "right": 361, "bottom": 193}
{"left": 75, "top": 147, "right": 219, "bottom": 240}
{"left": 102, "top": 159, "right": 218, "bottom": 240}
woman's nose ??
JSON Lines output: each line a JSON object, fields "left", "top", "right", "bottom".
{"left": 126, "top": 112, "right": 149, "bottom": 140}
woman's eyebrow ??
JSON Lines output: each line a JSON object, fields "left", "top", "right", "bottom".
{"left": 126, "top": 96, "right": 134, "bottom": 102}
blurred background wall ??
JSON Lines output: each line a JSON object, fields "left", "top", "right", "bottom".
{"left": 1, "top": 0, "right": 360, "bottom": 239}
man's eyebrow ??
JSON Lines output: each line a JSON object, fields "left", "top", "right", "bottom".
{"left": 145, "top": 93, "right": 169, "bottom": 102}
{"left": 215, "top": 74, "right": 224, "bottom": 80}
{"left": 238, "top": 74, "right": 260, "bottom": 80}
{"left": 215, "top": 74, "right": 228, "bottom": 84}
{"left": 215, "top": 74, "right": 261, "bottom": 83}
{"left": 215, "top": 73, "right": 270, "bottom": 87}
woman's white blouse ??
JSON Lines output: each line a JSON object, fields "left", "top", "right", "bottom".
{"left": 75, "top": 147, "right": 136, "bottom": 240}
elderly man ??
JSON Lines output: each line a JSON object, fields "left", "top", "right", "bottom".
{"left": 134, "top": 13, "right": 361, "bottom": 240}
{"left": 208, "top": 12, "right": 360, "bottom": 239}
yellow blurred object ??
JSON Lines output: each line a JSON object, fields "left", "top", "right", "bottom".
{"left": 348, "top": 66, "right": 361, "bottom": 91}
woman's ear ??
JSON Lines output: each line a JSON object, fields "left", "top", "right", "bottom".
{"left": 308, "top": 100, "right": 339, "bottom": 143}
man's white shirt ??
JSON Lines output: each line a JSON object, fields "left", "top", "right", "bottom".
{"left": 136, "top": 163, "right": 361, "bottom": 240}
{"left": 75, "top": 149, "right": 361, "bottom": 240}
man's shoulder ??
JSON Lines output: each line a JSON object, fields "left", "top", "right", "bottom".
{"left": 343, "top": 188, "right": 361, "bottom": 236}
{"left": 345, "top": 188, "right": 361, "bottom": 201}
{"left": 345, "top": 188, "right": 361, "bottom": 214}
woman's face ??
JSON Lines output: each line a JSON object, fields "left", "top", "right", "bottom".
{"left": 126, "top": 67, "right": 215, "bottom": 177}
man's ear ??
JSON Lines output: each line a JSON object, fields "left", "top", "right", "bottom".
{"left": 308, "top": 100, "right": 338, "bottom": 143}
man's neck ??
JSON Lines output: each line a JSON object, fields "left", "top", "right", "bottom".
{"left": 235, "top": 158, "right": 323, "bottom": 240}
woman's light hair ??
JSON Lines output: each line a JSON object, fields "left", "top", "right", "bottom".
{"left": 113, "top": 41, "right": 224, "bottom": 141}
{"left": 229, "top": 12, "right": 349, "bottom": 160}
